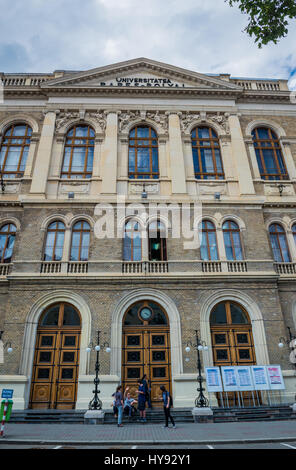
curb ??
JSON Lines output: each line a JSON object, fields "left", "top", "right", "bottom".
{"left": 1, "top": 437, "right": 296, "bottom": 446}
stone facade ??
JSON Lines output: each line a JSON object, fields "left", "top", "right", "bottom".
{"left": 0, "top": 58, "right": 296, "bottom": 409}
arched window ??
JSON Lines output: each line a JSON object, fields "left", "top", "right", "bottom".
{"left": 269, "top": 223, "right": 290, "bottom": 262}
{"left": 251, "top": 127, "right": 288, "bottom": 180}
{"left": 43, "top": 221, "right": 65, "bottom": 261}
{"left": 61, "top": 125, "right": 94, "bottom": 179}
{"left": 148, "top": 220, "right": 167, "bottom": 261}
{"left": 70, "top": 221, "right": 90, "bottom": 261}
{"left": 123, "top": 220, "right": 142, "bottom": 261}
{"left": 191, "top": 126, "right": 224, "bottom": 180}
{"left": 0, "top": 223, "right": 16, "bottom": 263}
{"left": 199, "top": 220, "right": 219, "bottom": 261}
{"left": 210, "top": 301, "right": 255, "bottom": 365}
{"left": 0, "top": 123, "right": 32, "bottom": 178}
{"left": 222, "top": 221, "right": 243, "bottom": 261}
{"left": 128, "top": 126, "right": 159, "bottom": 179}
{"left": 292, "top": 224, "right": 296, "bottom": 248}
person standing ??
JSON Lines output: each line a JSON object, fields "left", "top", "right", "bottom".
{"left": 141, "top": 374, "right": 151, "bottom": 408}
{"left": 137, "top": 380, "right": 147, "bottom": 422}
{"left": 114, "top": 385, "right": 124, "bottom": 427}
{"left": 160, "top": 385, "right": 175, "bottom": 428}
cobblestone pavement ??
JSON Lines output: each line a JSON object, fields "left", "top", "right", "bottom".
{"left": 1, "top": 420, "right": 296, "bottom": 445}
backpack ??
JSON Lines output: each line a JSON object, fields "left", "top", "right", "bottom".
{"left": 165, "top": 391, "right": 173, "bottom": 408}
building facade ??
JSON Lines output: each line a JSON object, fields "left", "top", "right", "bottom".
{"left": 0, "top": 58, "right": 296, "bottom": 410}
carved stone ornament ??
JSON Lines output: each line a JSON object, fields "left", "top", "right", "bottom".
{"left": 87, "top": 111, "right": 107, "bottom": 132}
{"left": 180, "top": 112, "right": 230, "bottom": 134}
{"left": 146, "top": 111, "right": 168, "bottom": 134}
{"left": 55, "top": 112, "right": 79, "bottom": 130}
{"left": 129, "top": 182, "right": 159, "bottom": 194}
{"left": 119, "top": 111, "right": 141, "bottom": 131}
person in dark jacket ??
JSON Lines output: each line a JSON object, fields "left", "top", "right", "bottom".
{"left": 114, "top": 385, "right": 124, "bottom": 427}
{"left": 137, "top": 380, "right": 147, "bottom": 422}
{"left": 160, "top": 385, "right": 175, "bottom": 428}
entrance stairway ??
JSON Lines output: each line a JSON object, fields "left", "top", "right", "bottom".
{"left": 9, "top": 405, "right": 296, "bottom": 424}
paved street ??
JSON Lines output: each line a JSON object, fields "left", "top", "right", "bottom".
{"left": 0, "top": 420, "right": 296, "bottom": 448}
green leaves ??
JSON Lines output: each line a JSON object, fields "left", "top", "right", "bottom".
{"left": 226, "top": 0, "right": 296, "bottom": 47}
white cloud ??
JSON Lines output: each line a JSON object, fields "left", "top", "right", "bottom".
{"left": 0, "top": 0, "right": 295, "bottom": 86}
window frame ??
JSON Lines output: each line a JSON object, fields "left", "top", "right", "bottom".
{"left": 61, "top": 124, "right": 94, "bottom": 179}
{"left": 191, "top": 126, "right": 224, "bottom": 180}
{"left": 252, "top": 127, "right": 288, "bottom": 181}
{"left": 0, "top": 123, "right": 32, "bottom": 178}
{"left": 0, "top": 223, "right": 16, "bottom": 263}
{"left": 199, "top": 220, "right": 219, "bottom": 261}
{"left": 128, "top": 125, "right": 159, "bottom": 179}
{"left": 222, "top": 220, "right": 244, "bottom": 261}
{"left": 43, "top": 221, "right": 66, "bottom": 262}
{"left": 123, "top": 220, "right": 142, "bottom": 262}
{"left": 269, "top": 223, "right": 291, "bottom": 263}
{"left": 70, "top": 221, "right": 91, "bottom": 261}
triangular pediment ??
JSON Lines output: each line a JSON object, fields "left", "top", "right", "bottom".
{"left": 41, "top": 58, "right": 241, "bottom": 91}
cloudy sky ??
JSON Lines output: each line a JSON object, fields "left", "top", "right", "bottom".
{"left": 0, "top": 0, "right": 296, "bottom": 88}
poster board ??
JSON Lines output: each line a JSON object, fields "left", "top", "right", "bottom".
{"left": 235, "top": 366, "right": 254, "bottom": 391}
{"left": 251, "top": 366, "right": 270, "bottom": 391}
{"left": 205, "top": 367, "right": 223, "bottom": 393}
{"left": 221, "top": 366, "right": 239, "bottom": 391}
{"left": 266, "top": 365, "right": 285, "bottom": 390}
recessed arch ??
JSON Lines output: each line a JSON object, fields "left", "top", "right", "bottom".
{"left": 200, "top": 289, "right": 269, "bottom": 367}
{"left": 0, "top": 115, "right": 39, "bottom": 135}
{"left": 245, "top": 119, "right": 286, "bottom": 139}
{"left": 187, "top": 120, "right": 226, "bottom": 137}
{"left": 110, "top": 289, "right": 183, "bottom": 379}
{"left": 19, "top": 290, "right": 92, "bottom": 408}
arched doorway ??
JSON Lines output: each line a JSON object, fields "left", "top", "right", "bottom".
{"left": 210, "top": 300, "right": 257, "bottom": 406}
{"left": 122, "top": 300, "right": 171, "bottom": 407}
{"left": 29, "top": 302, "right": 81, "bottom": 409}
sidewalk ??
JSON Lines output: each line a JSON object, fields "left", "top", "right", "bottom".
{"left": 1, "top": 420, "right": 296, "bottom": 446}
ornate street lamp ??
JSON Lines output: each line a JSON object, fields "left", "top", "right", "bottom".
{"left": 0, "top": 331, "right": 13, "bottom": 363}
{"left": 185, "top": 329, "right": 209, "bottom": 408}
{"left": 278, "top": 326, "right": 296, "bottom": 369}
{"left": 86, "top": 330, "right": 111, "bottom": 410}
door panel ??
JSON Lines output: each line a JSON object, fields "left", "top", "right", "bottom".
{"left": 30, "top": 329, "right": 80, "bottom": 409}
{"left": 211, "top": 326, "right": 257, "bottom": 407}
{"left": 122, "top": 327, "right": 171, "bottom": 407}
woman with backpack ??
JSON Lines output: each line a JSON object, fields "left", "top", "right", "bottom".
{"left": 160, "top": 385, "right": 176, "bottom": 428}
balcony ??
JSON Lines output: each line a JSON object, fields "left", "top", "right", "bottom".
{"left": 0, "top": 263, "right": 12, "bottom": 277}
{"left": 2, "top": 259, "right": 280, "bottom": 280}
{"left": 274, "top": 262, "right": 296, "bottom": 275}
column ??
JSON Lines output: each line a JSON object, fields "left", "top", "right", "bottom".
{"left": 245, "top": 139, "right": 261, "bottom": 179}
{"left": 30, "top": 110, "right": 57, "bottom": 196}
{"left": 168, "top": 113, "right": 187, "bottom": 194}
{"left": 60, "top": 227, "right": 71, "bottom": 273}
{"left": 227, "top": 113, "right": 255, "bottom": 195}
{"left": 24, "top": 135, "right": 38, "bottom": 178}
{"left": 280, "top": 140, "right": 296, "bottom": 181}
{"left": 286, "top": 230, "right": 296, "bottom": 262}
{"left": 216, "top": 226, "right": 228, "bottom": 272}
{"left": 101, "top": 112, "right": 118, "bottom": 194}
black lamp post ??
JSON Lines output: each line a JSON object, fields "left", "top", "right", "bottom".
{"left": 278, "top": 327, "right": 296, "bottom": 369}
{"left": 185, "top": 330, "right": 209, "bottom": 408}
{"left": 86, "top": 330, "right": 111, "bottom": 410}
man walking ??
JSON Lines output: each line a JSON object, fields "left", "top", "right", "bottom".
{"left": 160, "top": 385, "right": 176, "bottom": 429}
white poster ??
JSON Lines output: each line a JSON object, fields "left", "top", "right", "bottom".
{"left": 221, "top": 366, "right": 239, "bottom": 391}
{"left": 266, "top": 365, "right": 285, "bottom": 390}
{"left": 235, "top": 366, "right": 254, "bottom": 391}
{"left": 205, "top": 367, "right": 223, "bottom": 393}
{"left": 251, "top": 366, "right": 270, "bottom": 391}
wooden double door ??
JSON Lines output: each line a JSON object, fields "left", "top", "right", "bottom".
{"left": 30, "top": 303, "right": 81, "bottom": 409}
{"left": 211, "top": 325, "right": 257, "bottom": 407}
{"left": 122, "top": 327, "right": 171, "bottom": 407}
